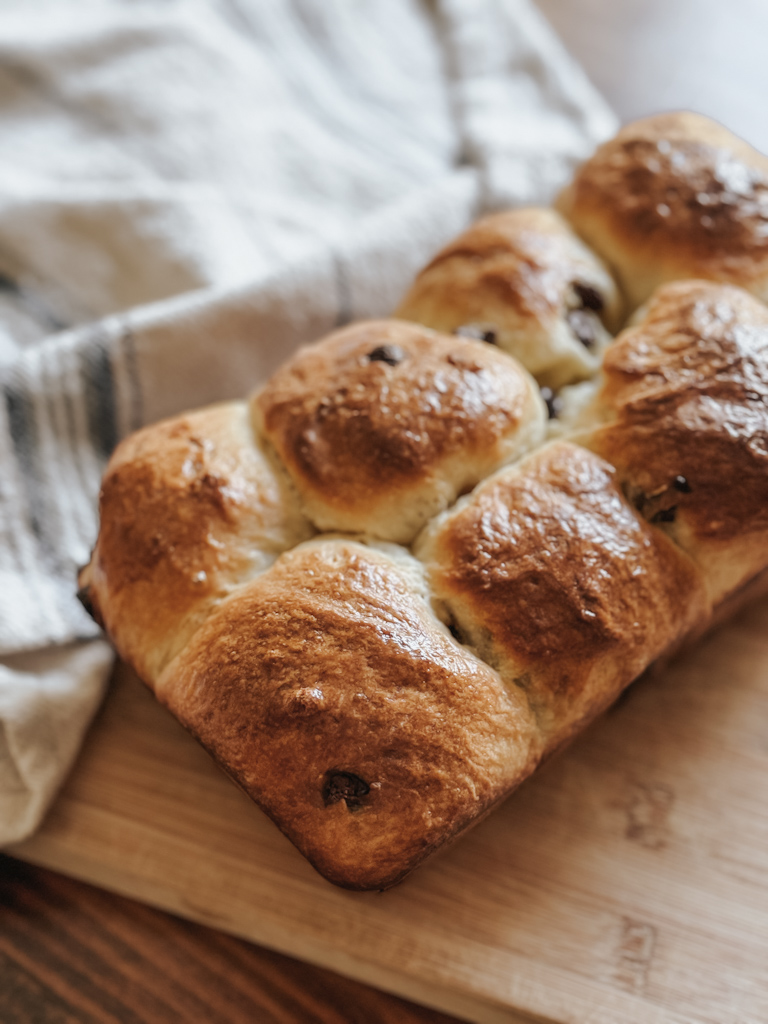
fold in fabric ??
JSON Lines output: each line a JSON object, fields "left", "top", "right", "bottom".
{"left": 0, "top": 0, "right": 616, "bottom": 844}
{"left": 0, "top": 640, "right": 113, "bottom": 843}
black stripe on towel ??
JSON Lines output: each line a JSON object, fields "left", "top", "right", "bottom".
{"left": 3, "top": 379, "right": 45, "bottom": 545}
{"left": 78, "top": 339, "right": 118, "bottom": 460}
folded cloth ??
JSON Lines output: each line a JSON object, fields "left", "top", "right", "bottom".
{"left": 0, "top": 0, "right": 616, "bottom": 844}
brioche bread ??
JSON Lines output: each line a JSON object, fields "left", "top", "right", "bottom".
{"left": 253, "top": 319, "right": 546, "bottom": 544}
{"left": 157, "top": 538, "right": 540, "bottom": 890}
{"left": 79, "top": 402, "right": 313, "bottom": 683}
{"left": 80, "top": 113, "right": 768, "bottom": 889}
{"left": 556, "top": 112, "right": 768, "bottom": 312}
{"left": 571, "top": 279, "right": 768, "bottom": 606}
{"left": 395, "top": 207, "right": 623, "bottom": 389}
{"left": 414, "top": 441, "right": 709, "bottom": 747}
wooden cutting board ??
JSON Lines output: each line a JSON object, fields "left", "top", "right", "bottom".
{"left": 10, "top": 598, "right": 768, "bottom": 1024}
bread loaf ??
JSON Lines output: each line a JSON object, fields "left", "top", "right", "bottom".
{"left": 80, "top": 113, "right": 768, "bottom": 890}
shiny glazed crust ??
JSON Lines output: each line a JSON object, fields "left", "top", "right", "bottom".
{"left": 81, "top": 402, "right": 313, "bottom": 683}
{"left": 81, "top": 112, "right": 768, "bottom": 890}
{"left": 254, "top": 319, "right": 546, "bottom": 543}
{"left": 572, "top": 280, "right": 768, "bottom": 605}
{"left": 415, "top": 442, "right": 709, "bottom": 746}
{"left": 157, "top": 539, "right": 540, "bottom": 891}
{"left": 557, "top": 112, "right": 768, "bottom": 311}
{"left": 395, "top": 207, "right": 623, "bottom": 389}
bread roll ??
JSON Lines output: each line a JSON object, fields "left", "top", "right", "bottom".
{"left": 254, "top": 318, "right": 546, "bottom": 544}
{"left": 415, "top": 441, "right": 709, "bottom": 748}
{"left": 570, "top": 280, "right": 768, "bottom": 605}
{"left": 156, "top": 538, "right": 540, "bottom": 890}
{"left": 557, "top": 112, "right": 768, "bottom": 312}
{"left": 81, "top": 402, "right": 313, "bottom": 682}
{"left": 395, "top": 207, "right": 623, "bottom": 389}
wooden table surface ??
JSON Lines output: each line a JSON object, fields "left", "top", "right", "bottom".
{"left": 4, "top": 2, "right": 768, "bottom": 1022}
{"left": 0, "top": 852, "right": 460, "bottom": 1024}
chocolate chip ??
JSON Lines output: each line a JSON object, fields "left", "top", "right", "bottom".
{"left": 367, "top": 344, "right": 404, "bottom": 366}
{"left": 573, "top": 282, "right": 605, "bottom": 312}
{"left": 673, "top": 475, "right": 692, "bottom": 493}
{"left": 539, "top": 386, "right": 562, "bottom": 420}
{"left": 454, "top": 324, "right": 498, "bottom": 345}
{"left": 651, "top": 506, "right": 678, "bottom": 524}
{"left": 322, "top": 771, "right": 370, "bottom": 809}
{"left": 566, "top": 308, "right": 597, "bottom": 349}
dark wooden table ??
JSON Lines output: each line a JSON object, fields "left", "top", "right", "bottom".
{"left": 0, "top": 854, "right": 462, "bottom": 1024}
{"left": 4, "top": 3, "right": 767, "bottom": 1022}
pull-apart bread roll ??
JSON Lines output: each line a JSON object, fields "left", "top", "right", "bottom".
{"left": 557, "top": 112, "right": 768, "bottom": 312}
{"left": 157, "top": 538, "right": 540, "bottom": 891}
{"left": 415, "top": 442, "right": 709, "bottom": 750}
{"left": 254, "top": 319, "right": 546, "bottom": 543}
{"left": 79, "top": 402, "right": 313, "bottom": 683}
{"left": 81, "top": 114, "right": 768, "bottom": 890}
{"left": 571, "top": 280, "right": 768, "bottom": 606}
{"left": 395, "top": 208, "right": 623, "bottom": 390}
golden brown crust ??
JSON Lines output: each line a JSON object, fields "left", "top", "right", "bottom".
{"left": 157, "top": 539, "right": 541, "bottom": 890}
{"left": 80, "top": 118, "right": 768, "bottom": 892}
{"left": 84, "top": 402, "right": 312, "bottom": 682}
{"left": 573, "top": 280, "right": 768, "bottom": 603}
{"left": 395, "top": 208, "right": 623, "bottom": 389}
{"left": 254, "top": 319, "right": 545, "bottom": 543}
{"left": 557, "top": 112, "right": 768, "bottom": 310}
{"left": 415, "top": 442, "right": 709, "bottom": 747}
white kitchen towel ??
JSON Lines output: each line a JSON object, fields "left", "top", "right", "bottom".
{"left": 0, "top": 0, "right": 617, "bottom": 844}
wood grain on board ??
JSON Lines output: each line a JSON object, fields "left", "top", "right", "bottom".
{"left": 10, "top": 598, "right": 768, "bottom": 1024}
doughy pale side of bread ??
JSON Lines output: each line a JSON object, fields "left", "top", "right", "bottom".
{"left": 81, "top": 112, "right": 768, "bottom": 890}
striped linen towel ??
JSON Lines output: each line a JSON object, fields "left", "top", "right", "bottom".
{"left": 0, "top": 0, "right": 616, "bottom": 844}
